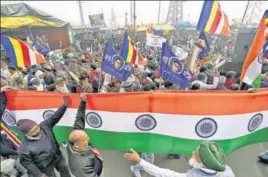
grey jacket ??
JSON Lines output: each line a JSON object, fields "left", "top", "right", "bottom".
{"left": 67, "top": 101, "right": 103, "bottom": 177}
{"left": 139, "top": 159, "right": 235, "bottom": 177}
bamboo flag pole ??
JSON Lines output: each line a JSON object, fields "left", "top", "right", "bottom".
{"left": 187, "top": 31, "right": 200, "bottom": 74}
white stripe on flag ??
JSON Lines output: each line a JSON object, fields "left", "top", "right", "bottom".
{"left": 28, "top": 46, "right": 37, "bottom": 65}
{"left": 215, "top": 12, "right": 225, "bottom": 34}
{"left": 7, "top": 108, "right": 268, "bottom": 141}
{"left": 242, "top": 51, "right": 263, "bottom": 85}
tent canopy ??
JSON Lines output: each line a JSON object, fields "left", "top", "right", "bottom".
{"left": 1, "top": 3, "right": 68, "bottom": 28}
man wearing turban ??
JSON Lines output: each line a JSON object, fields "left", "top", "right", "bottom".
{"left": 124, "top": 141, "right": 235, "bottom": 177}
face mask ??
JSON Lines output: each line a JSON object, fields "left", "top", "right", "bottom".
{"left": 189, "top": 157, "right": 204, "bottom": 169}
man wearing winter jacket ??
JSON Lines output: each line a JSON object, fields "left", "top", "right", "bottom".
{"left": 17, "top": 96, "right": 72, "bottom": 177}
{"left": 67, "top": 93, "right": 103, "bottom": 177}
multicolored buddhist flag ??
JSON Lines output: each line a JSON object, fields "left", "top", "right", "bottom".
{"left": 0, "top": 35, "right": 47, "bottom": 68}
{"left": 135, "top": 50, "right": 147, "bottom": 65}
{"left": 4, "top": 90, "right": 268, "bottom": 155}
{"left": 240, "top": 10, "right": 268, "bottom": 88}
{"left": 0, "top": 121, "right": 21, "bottom": 149}
{"left": 120, "top": 32, "right": 137, "bottom": 64}
{"left": 197, "top": 0, "right": 231, "bottom": 37}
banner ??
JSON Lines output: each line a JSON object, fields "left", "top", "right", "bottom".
{"left": 161, "top": 43, "right": 192, "bottom": 89}
{"left": 3, "top": 90, "right": 268, "bottom": 155}
{"left": 89, "top": 13, "right": 106, "bottom": 28}
{"left": 102, "top": 41, "right": 132, "bottom": 81}
{"left": 146, "top": 32, "right": 166, "bottom": 48}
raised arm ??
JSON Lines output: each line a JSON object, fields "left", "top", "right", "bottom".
{"left": 0, "top": 86, "right": 17, "bottom": 118}
{"left": 124, "top": 149, "right": 186, "bottom": 177}
{"left": 73, "top": 93, "right": 87, "bottom": 130}
{"left": 44, "top": 96, "right": 69, "bottom": 128}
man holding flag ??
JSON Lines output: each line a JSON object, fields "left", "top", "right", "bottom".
{"left": 240, "top": 10, "right": 268, "bottom": 89}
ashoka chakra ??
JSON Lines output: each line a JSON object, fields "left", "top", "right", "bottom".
{"left": 86, "top": 112, "right": 102, "bottom": 128}
{"left": 135, "top": 114, "right": 157, "bottom": 131}
{"left": 43, "top": 110, "right": 55, "bottom": 120}
{"left": 195, "top": 118, "right": 217, "bottom": 138}
{"left": 2, "top": 111, "right": 16, "bottom": 126}
{"left": 248, "top": 113, "right": 263, "bottom": 132}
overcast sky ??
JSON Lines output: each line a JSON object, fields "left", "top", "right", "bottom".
{"left": 2, "top": 1, "right": 267, "bottom": 27}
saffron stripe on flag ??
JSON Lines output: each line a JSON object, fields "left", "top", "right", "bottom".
{"left": 221, "top": 13, "right": 231, "bottom": 36}
{"left": 5, "top": 90, "right": 268, "bottom": 115}
{"left": 241, "top": 11, "right": 268, "bottom": 82}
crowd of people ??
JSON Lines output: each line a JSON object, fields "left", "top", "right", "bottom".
{"left": 1, "top": 29, "right": 268, "bottom": 177}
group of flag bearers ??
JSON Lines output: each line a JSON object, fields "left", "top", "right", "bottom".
{"left": 1, "top": 0, "right": 268, "bottom": 176}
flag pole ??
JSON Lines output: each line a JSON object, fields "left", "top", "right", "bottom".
{"left": 158, "top": 1, "right": 161, "bottom": 24}
{"left": 133, "top": 0, "right": 136, "bottom": 40}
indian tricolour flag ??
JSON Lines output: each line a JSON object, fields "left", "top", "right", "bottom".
{"left": 3, "top": 90, "right": 268, "bottom": 156}
{"left": 240, "top": 10, "right": 268, "bottom": 88}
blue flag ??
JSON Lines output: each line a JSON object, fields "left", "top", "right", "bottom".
{"left": 198, "top": 31, "right": 210, "bottom": 59}
{"left": 24, "top": 27, "right": 50, "bottom": 56}
{"left": 160, "top": 42, "right": 192, "bottom": 89}
{"left": 102, "top": 41, "right": 132, "bottom": 81}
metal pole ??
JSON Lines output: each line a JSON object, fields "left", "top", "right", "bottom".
{"left": 134, "top": 0, "right": 136, "bottom": 38}
{"left": 240, "top": 0, "right": 250, "bottom": 28}
{"left": 130, "top": 1, "right": 133, "bottom": 26}
{"left": 158, "top": 1, "right": 161, "bottom": 24}
{"left": 78, "top": 0, "right": 85, "bottom": 26}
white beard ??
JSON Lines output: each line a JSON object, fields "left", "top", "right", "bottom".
{"left": 189, "top": 157, "right": 204, "bottom": 169}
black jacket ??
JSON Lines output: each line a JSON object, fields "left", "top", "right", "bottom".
{"left": 18, "top": 105, "right": 67, "bottom": 177}
{"left": 67, "top": 101, "right": 103, "bottom": 177}
{"left": 44, "top": 74, "right": 56, "bottom": 91}
{"left": 0, "top": 133, "right": 17, "bottom": 158}
{"left": 0, "top": 93, "right": 17, "bottom": 158}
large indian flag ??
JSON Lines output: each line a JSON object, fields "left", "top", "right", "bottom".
{"left": 3, "top": 90, "right": 268, "bottom": 156}
{"left": 240, "top": 10, "right": 268, "bottom": 88}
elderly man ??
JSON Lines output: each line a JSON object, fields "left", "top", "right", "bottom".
{"left": 17, "top": 96, "right": 71, "bottom": 177}
{"left": 67, "top": 93, "right": 103, "bottom": 177}
{"left": 124, "top": 141, "right": 235, "bottom": 177}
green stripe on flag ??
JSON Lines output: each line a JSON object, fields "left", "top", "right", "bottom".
{"left": 10, "top": 126, "right": 268, "bottom": 156}
{"left": 54, "top": 126, "right": 268, "bottom": 156}
{"left": 251, "top": 74, "right": 262, "bottom": 88}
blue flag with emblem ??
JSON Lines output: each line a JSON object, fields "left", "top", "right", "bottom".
{"left": 102, "top": 41, "right": 132, "bottom": 81}
{"left": 198, "top": 31, "right": 210, "bottom": 59}
{"left": 160, "top": 42, "right": 192, "bottom": 89}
